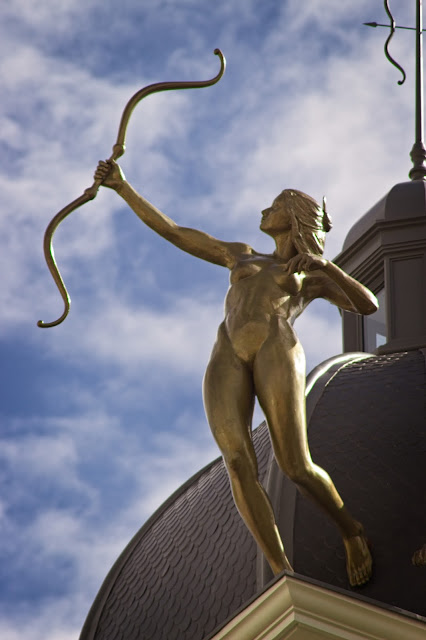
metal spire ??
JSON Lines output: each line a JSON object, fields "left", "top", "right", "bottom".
{"left": 365, "top": 1, "right": 426, "bottom": 181}
{"left": 409, "top": 1, "right": 426, "bottom": 179}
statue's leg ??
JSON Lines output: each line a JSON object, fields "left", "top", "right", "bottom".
{"left": 253, "top": 333, "right": 372, "bottom": 586}
{"left": 203, "top": 330, "right": 292, "bottom": 575}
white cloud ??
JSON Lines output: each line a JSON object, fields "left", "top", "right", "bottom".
{"left": 0, "top": 433, "right": 76, "bottom": 477}
{"left": 0, "top": 405, "right": 219, "bottom": 640}
{"left": 0, "top": 36, "right": 193, "bottom": 337}
{"left": 81, "top": 294, "right": 221, "bottom": 373}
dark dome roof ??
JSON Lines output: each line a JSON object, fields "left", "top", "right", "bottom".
{"left": 290, "top": 349, "right": 426, "bottom": 616}
{"left": 80, "top": 350, "right": 426, "bottom": 640}
{"left": 342, "top": 180, "right": 426, "bottom": 251}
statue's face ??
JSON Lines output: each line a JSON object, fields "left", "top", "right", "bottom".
{"left": 260, "top": 197, "right": 292, "bottom": 234}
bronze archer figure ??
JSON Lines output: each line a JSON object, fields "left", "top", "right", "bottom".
{"left": 94, "top": 159, "right": 377, "bottom": 586}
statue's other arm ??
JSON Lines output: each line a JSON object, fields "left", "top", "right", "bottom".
{"left": 319, "top": 261, "right": 378, "bottom": 315}
{"left": 95, "top": 161, "right": 252, "bottom": 269}
{"left": 285, "top": 253, "right": 378, "bottom": 315}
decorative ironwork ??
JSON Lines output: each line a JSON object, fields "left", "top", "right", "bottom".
{"left": 364, "top": 1, "right": 406, "bottom": 85}
{"left": 383, "top": 0, "right": 407, "bottom": 85}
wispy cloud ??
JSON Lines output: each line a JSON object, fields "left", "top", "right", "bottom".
{"left": 0, "top": 407, "right": 216, "bottom": 639}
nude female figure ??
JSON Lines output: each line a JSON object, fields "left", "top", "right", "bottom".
{"left": 95, "top": 159, "right": 377, "bottom": 586}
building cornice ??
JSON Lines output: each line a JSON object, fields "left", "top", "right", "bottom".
{"left": 208, "top": 573, "right": 426, "bottom": 640}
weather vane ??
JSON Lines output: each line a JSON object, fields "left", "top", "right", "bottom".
{"left": 365, "top": 0, "right": 426, "bottom": 180}
{"left": 38, "top": 49, "right": 226, "bottom": 328}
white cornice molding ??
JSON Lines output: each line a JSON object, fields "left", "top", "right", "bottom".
{"left": 208, "top": 574, "right": 426, "bottom": 640}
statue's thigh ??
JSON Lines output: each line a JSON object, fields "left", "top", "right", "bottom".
{"left": 253, "top": 336, "right": 309, "bottom": 467}
{"left": 203, "top": 338, "right": 255, "bottom": 457}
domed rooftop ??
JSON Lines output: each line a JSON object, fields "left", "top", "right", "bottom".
{"left": 289, "top": 349, "right": 426, "bottom": 616}
{"left": 79, "top": 350, "right": 426, "bottom": 640}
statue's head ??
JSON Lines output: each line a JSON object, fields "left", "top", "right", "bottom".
{"left": 261, "top": 189, "right": 332, "bottom": 255}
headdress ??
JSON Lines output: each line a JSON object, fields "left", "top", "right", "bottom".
{"left": 278, "top": 189, "right": 331, "bottom": 255}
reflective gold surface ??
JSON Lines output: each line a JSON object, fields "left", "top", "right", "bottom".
{"left": 94, "top": 164, "right": 377, "bottom": 587}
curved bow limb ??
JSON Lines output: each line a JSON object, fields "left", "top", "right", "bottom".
{"left": 37, "top": 192, "right": 95, "bottom": 328}
{"left": 38, "top": 49, "right": 226, "bottom": 328}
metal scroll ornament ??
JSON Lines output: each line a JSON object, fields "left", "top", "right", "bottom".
{"left": 38, "top": 49, "right": 226, "bottom": 328}
{"left": 383, "top": 0, "right": 406, "bottom": 85}
{"left": 364, "top": 0, "right": 407, "bottom": 85}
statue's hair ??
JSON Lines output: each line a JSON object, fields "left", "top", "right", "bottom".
{"left": 276, "top": 189, "right": 332, "bottom": 256}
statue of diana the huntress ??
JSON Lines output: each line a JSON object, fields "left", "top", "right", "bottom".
{"left": 94, "top": 159, "right": 377, "bottom": 587}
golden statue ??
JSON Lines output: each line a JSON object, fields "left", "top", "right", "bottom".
{"left": 93, "top": 159, "right": 377, "bottom": 587}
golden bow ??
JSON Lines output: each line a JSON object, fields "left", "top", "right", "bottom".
{"left": 38, "top": 49, "right": 226, "bottom": 328}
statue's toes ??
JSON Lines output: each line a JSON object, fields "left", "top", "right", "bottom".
{"left": 348, "top": 558, "right": 372, "bottom": 587}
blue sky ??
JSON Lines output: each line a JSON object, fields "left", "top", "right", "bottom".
{"left": 0, "top": 2, "right": 417, "bottom": 638}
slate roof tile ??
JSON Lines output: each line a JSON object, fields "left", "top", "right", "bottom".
{"left": 83, "top": 423, "right": 271, "bottom": 640}
{"left": 293, "top": 350, "right": 426, "bottom": 616}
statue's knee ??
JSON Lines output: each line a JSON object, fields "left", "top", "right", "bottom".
{"left": 276, "top": 452, "right": 311, "bottom": 485}
{"left": 224, "top": 447, "right": 255, "bottom": 479}
{"left": 224, "top": 448, "right": 245, "bottom": 472}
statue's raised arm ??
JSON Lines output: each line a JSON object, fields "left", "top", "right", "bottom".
{"left": 94, "top": 160, "right": 253, "bottom": 269}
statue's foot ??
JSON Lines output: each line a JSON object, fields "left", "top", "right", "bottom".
{"left": 343, "top": 531, "right": 372, "bottom": 587}
{"left": 273, "top": 553, "right": 293, "bottom": 575}
{"left": 412, "top": 544, "right": 426, "bottom": 566}
{"left": 283, "top": 555, "right": 294, "bottom": 573}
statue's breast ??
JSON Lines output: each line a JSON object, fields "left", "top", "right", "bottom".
{"left": 230, "top": 260, "right": 263, "bottom": 284}
{"left": 230, "top": 258, "right": 303, "bottom": 297}
{"left": 271, "top": 267, "right": 304, "bottom": 296}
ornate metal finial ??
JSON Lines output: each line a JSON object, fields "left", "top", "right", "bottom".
{"left": 38, "top": 49, "right": 226, "bottom": 328}
{"left": 382, "top": 0, "right": 407, "bottom": 85}
{"left": 365, "top": 1, "right": 406, "bottom": 85}
{"left": 365, "top": 1, "right": 426, "bottom": 180}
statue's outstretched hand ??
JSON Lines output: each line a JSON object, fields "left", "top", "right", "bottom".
{"left": 284, "top": 253, "right": 327, "bottom": 274}
{"left": 94, "top": 160, "right": 126, "bottom": 190}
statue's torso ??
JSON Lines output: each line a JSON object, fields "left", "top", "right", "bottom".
{"left": 221, "top": 254, "right": 311, "bottom": 363}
